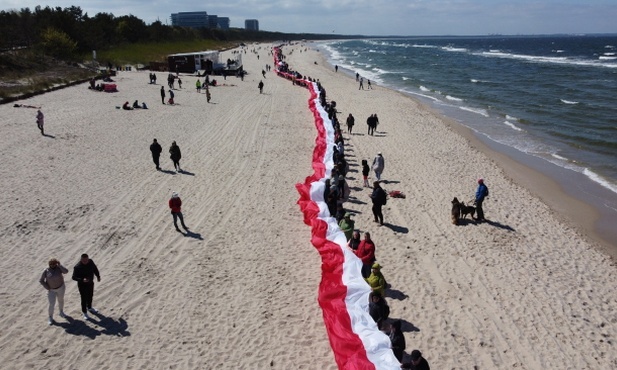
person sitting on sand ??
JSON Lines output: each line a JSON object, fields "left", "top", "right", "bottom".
{"left": 141, "top": 102, "right": 148, "bottom": 109}
{"left": 122, "top": 101, "right": 133, "bottom": 110}
{"left": 132, "top": 100, "right": 141, "bottom": 109}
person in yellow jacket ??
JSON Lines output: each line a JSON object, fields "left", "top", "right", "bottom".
{"left": 338, "top": 213, "right": 355, "bottom": 241}
{"left": 366, "top": 262, "right": 387, "bottom": 297}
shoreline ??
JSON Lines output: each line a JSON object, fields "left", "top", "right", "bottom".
{"left": 314, "top": 43, "right": 617, "bottom": 260}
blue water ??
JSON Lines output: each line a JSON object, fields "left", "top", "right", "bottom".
{"left": 320, "top": 35, "right": 617, "bottom": 195}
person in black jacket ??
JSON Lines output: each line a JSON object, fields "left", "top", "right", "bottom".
{"left": 150, "top": 138, "right": 162, "bottom": 170}
{"left": 72, "top": 254, "right": 101, "bottom": 320}
{"left": 389, "top": 320, "right": 406, "bottom": 362}
{"left": 169, "top": 141, "right": 182, "bottom": 172}
{"left": 368, "top": 291, "right": 390, "bottom": 330}
{"left": 370, "top": 181, "right": 387, "bottom": 225}
{"left": 401, "top": 349, "right": 430, "bottom": 369}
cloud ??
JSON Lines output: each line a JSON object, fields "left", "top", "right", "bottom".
{"left": 1, "top": 0, "right": 616, "bottom": 35}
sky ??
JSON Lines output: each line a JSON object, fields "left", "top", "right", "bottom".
{"left": 1, "top": 0, "right": 616, "bottom": 36}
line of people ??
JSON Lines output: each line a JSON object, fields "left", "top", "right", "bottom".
{"left": 281, "top": 48, "right": 429, "bottom": 368}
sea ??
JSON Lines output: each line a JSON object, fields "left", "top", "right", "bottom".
{"left": 318, "top": 35, "right": 617, "bottom": 247}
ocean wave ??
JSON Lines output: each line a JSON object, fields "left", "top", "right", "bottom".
{"left": 505, "top": 115, "right": 519, "bottom": 121}
{"left": 459, "top": 106, "right": 489, "bottom": 117}
{"left": 412, "top": 44, "right": 439, "bottom": 49}
{"left": 599, "top": 56, "right": 617, "bottom": 60}
{"left": 504, "top": 120, "right": 523, "bottom": 131}
{"left": 402, "top": 76, "right": 410, "bottom": 81}
{"left": 419, "top": 85, "right": 430, "bottom": 92}
{"left": 480, "top": 50, "right": 617, "bottom": 69}
{"left": 584, "top": 168, "right": 617, "bottom": 194}
{"left": 603, "top": 52, "right": 616, "bottom": 56}
{"left": 560, "top": 99, "right": 580, "bottom": 105}
{"left": 402, "top": 90, "right": 441, "bottom": 102}
{"left": 443, "top": 46, "right": 468, "bottom": 52}
{"left": 446, "top": 95, "right": 463, "bottom": 102}
{"left": 551, "top": 153, "right": 569, "bottom": 161}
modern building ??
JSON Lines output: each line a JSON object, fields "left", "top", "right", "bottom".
{"left": 217, "top": 17, "right": 230, "bottom": 30}
{"left": 245, "top": 19, "right": 259, "bottom": 31}
{"left": 170, "top": 12, "right": 209, "bottom": 28}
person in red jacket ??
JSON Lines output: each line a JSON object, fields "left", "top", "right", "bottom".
{"left": 354, "top": 232, "right": 376, "bottom": 278}
{"left": 169, "top": 192, "right": 188, "bottom": 232}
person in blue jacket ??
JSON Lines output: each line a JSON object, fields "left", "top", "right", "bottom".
{"left": 474, "top": 178, "right": 489, "bottom": 222}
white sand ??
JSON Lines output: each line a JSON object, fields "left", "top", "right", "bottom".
{"left": 0, "top": 43, "right": 615, "bottom": 369}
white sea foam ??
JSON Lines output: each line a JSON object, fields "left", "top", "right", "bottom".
{"left": 403, "top": 90, "right": 441, "bottom": 102}
{"left": 402, "top": 77, "right": 410, "bottom": 81}
{"left": 480, "top": 50, "right": 617, "bottom": 69}
{"left": 503, "top": 120, "right": 523, "bottom": 131}
{"left": 505, "top": 115, "right": 519, "bottom": 121}
{"left": 584, "top": 168, "right": 617, "bottom": 194}
{"left": 459, "top": 106, "right": 489, "bottom": 117}
{"left": 443, "top": 46, "right": 468, "bottom": 52}
{"left": 551, "top": 153, "right": 568, "bottom": 161}
{"left": 419, "top": 85, "right": 430, "bottom": 92}
{"left": 599, "top": 56, "right": 617, "bottom": 60}
{"left": 560, "top": 99, "right": 579, "bottom": 105}
{"left": 412, "top": 44, "right": 439, "bottom": 49}
{"left": 603, "top": 52, "right": 616, "bottom": 56}
{"left": 446, "top": 95, "right": 463, "bottom": 102}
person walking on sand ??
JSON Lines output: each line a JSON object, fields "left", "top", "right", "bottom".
{"left": 367, "top": 79, "right": 372, "bottom": 89}
{"left": 72, "top": 253, "right": 100, "bottom": 321}
{"left": 258, "top": 80, "right": 264, "bottom": 94}
{"left": 150, "top": 138, "right": 162, "bottom": 170}
{"left": 39, "top": 258, "right": 68, "bottom": 325}
{"left": 169, "top": 191, "right": 189, "bottom": 232}
{"left": 370, "top": 181, "right": 387, "bottom": 226}
{"left": 346, "top": 113, "right": 355, "bottom": 134}
{"left": 196, "top": 79, "right": 201, "bottom": 93}
{"left": 474, "top": 178, "right": 489, "bottom": 222}
{"left": 168, "top": 89, "right": 175, "bottom": 105}
{"left": 205, "top": 85, "right": 211, "bottom": 103}
{"left": 169, "top": 141, "right": 182, "bottom": 172}
{"left": 36, "top": 109, "right": 44, "bottom": 135}
{"left": 372, "top": 152, "right": 385, "bottom": 181}
{"left": 160, "top": 86, "right": 165, "bottom": 104}
{"left": 359, "top": 77, "right": 364, "bottom": 90}
{"left": 177, "top": 78, "right": 182, "bottom": 89}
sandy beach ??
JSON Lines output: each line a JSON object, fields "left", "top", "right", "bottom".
{"left": 0, "top": 42, "right": 615, "bottom": 369}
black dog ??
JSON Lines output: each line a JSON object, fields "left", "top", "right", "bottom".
{"left": 451, "top": 197, "right": 462, "bottom": 225}
{"left": 460, "top": 201, "right": 476, "bottom": 220}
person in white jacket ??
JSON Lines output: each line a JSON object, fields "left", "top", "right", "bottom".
{"left": 39, "top": 258, "right": 68, "bottom": 325}
{"left": 372, "top": 152, "right": 385, "bottom": 181}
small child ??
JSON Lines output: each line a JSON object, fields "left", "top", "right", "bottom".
{"left": 362, "top": 159, "right": 370, "bottom": 187}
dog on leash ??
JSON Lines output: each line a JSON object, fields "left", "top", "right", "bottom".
{"left": 451, "top": 197, "right": 463, "bottom": 225}
{"left": 460, "top": 201, "right": 476, "bottom": 220}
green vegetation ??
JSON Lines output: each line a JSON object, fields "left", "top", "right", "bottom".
{"left": 94, "top": 40, "right": 235, "bottom": 66}
{"left": 0, "top": 5, "right": 361, "bottom": 101}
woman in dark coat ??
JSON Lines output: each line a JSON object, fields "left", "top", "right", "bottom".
{"left": 169, "top": 141, "right": 182, "bottom": 171}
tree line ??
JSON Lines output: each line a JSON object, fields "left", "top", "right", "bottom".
{"left": 0, "top": 5, "right": 356, "bottom": 60}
